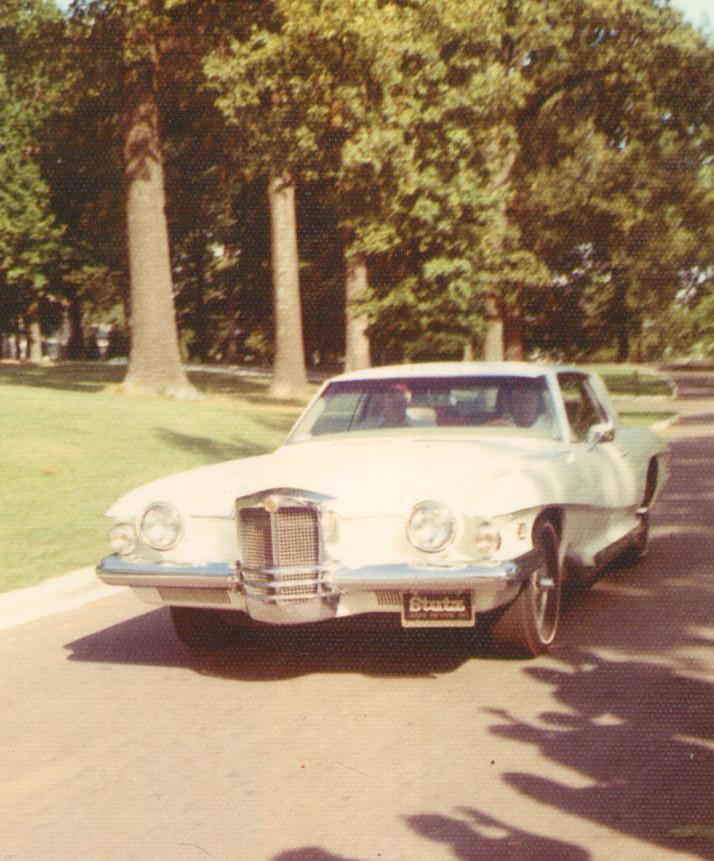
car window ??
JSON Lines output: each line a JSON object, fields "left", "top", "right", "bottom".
{"left": 289, "top": 376, "right": 561, "bottom": 442}
{"left": 558, "top": 374, "right": 607, "bottom": 442}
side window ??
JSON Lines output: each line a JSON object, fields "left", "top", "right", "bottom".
{"left": 558, "top": 375, "right": 606, "bottom": 442}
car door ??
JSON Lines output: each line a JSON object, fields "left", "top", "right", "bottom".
{"left": 557, "top": 373, "right": 639, "bottom": 560}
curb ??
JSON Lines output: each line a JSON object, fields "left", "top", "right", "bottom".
{"left": 0, "top": 567, "right": 125, "bottom": 632}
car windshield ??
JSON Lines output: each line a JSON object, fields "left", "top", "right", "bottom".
{"left": 288, "top": 375, "right": 561, "bottom": 442}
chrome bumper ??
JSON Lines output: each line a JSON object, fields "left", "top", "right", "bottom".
{"left": 97, "top": 552, "right": 537, "bottom": 593}
{"left": 96, "top": 556, "right": 238, "bottom": 589}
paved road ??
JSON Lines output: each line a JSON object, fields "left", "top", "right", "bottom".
{"left": 3, "top": 374, "right": 714, "bottom": 861}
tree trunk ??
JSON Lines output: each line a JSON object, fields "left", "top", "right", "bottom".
{"left": 268, "top": 171, "right": 308, "bottom": 397}
{"left": 482, "top": 294, "right": 504, "bottom": 361}
{"left": 27, "top": 307, "right": 43, "bottom": 363}
{"left": 66, "top": 291, "right": 85, "bottom": 359}
{"left": 482, "top": 130, "right": 518, "bottom": 362}
{"left": 193, "top": 235, "right": 209, "bottom": 362}
{"left": 504, "top": 297, "right": 524, "bottom": 360}
{"left": 344, "top": 254, "right": 371, "bottom": 372}
{"left": 121, "top": 60, "right": 195, "bottom": 398}
{"left": 614, "top": 281, "right": 630, "bottom": 362}
{"left": 616, "top": 327, "right": 630, "bottom": 362}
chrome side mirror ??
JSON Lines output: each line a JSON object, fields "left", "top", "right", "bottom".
{"left": 587, "top": 422, "right": 615, "bottom": 449}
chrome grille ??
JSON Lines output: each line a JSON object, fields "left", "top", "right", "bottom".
{"left": 274, "top": 508, "right": 319, "bottom": 567}
{"left": 376, "top": 590, "right": 402, "bottom": 607}
{"left": 240, "top": 508, "right": 273, "bottom": 568}
{"left": 158, "top": 587, "right": 232, "bottom": 606}
{"left": 238, "top": 504, "right": 324, "bottom": 604}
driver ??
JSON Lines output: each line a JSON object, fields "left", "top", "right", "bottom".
{"left": 488, "top": 383, "right": 550, "bottom": 430}
{"left": 380, "top": 384, "right": 411, "bottom": 427}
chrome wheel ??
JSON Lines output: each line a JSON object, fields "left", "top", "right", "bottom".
{"left": 490, "top": 520, "right": 562, "bottom": 657}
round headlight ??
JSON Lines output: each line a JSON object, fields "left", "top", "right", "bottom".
{"left": 407, "top": 500, "right": 456, "bottom": 553}
{"left": 472, "top": 522, "right": 501, "bottom": 559}
{"left": 139, "top": 502, "right": 183, "bottom": 551}
{"left": 110, "top": 522, "right": 136, "bottom": 556}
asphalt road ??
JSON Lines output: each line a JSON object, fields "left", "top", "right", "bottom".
{"left": 3, "top": 373, "right": 714, "bottom": 861}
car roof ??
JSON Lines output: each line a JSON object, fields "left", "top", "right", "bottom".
{"left": 331, "top": 361, "right": 579, "bottom": 383}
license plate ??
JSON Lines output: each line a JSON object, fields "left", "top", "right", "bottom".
{"left": 401, "top": 592, "right": 475, "bottom": 627}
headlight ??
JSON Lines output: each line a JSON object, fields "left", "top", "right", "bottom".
{"left": 472, "top": 522, "right": 501, "bottom": 560}
{"left": 110, "top": 522, "right": 136, "bottom": 556}
{"left": 406, "top": 500, "right": 456, "bottom": 553}
{"left": 139, "top": 502, "right": 183, "bottom": 551}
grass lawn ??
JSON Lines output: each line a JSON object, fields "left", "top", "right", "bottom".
{"left": 0, "top": 362, "right": 310, "bottom": 592}
{"left": 582, "top": 363, "right": 676, "bottom": 397}
{"left": 0, "top": 360, "right": 675, "bottom": 593}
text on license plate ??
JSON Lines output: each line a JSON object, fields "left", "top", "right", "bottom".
{"left": 401, "top": 592, "right": 475, "bottom": 627}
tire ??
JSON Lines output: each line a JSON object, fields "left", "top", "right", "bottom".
{"left": 490, "top": 520, "right": 562, "bottom": 657}
{"left": 170, "top": 606, "right": 232, "bottom": 649}
{"left": 630, "top": 510, "right": 650, "bottom": 559}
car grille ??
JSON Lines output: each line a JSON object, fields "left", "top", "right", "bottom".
{"left": 158, "top": 586, "right": 232, "bottom": 606}
{"left": 239, "top": 505, "right": 325, "bottom": 604}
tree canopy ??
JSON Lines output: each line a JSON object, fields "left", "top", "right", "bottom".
{"left": 1, "top": 0, "right": 712, "bottom": 376}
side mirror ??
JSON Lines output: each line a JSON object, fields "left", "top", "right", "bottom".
{"left": 587, "top": 422, "right": 615, "bottom": 449}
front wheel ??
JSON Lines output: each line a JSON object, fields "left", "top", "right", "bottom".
{"left": 490, "top": 520, "right": 562, "bottom": 657}
{"left": 170, "top": 606, "right": 232, "bottom": 649}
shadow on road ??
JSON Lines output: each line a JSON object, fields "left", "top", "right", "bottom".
{"left": 65, "top": 608, "right": 493, "bottom": 680}
{"left": 271, "top": 808, "right": 591, "bottom": 861}
{"left": 485, "top": 649, "right": 714, "bottom": 858}
{"left": 406, "top": 808, "right": 590, "bottom": 860}
{"left": 477, "top": 407, "right": 714, "bottom": 860}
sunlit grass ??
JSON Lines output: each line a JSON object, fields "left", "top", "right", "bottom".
{"left": 0, "top": 362, "right": 310, "bottom": 591}
{"left": 583, "top": 363, "right": 675, "bottom": 397}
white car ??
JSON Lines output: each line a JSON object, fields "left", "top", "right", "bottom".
{"left": 97, "top": 362, "right": 668, "bottom": 656}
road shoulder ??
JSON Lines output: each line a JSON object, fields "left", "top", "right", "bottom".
{"left": 0, "top": 567, "right": 124, "bottom": 631}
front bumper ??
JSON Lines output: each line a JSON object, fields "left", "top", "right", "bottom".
{"left": 96, "top": 551, "right": 540, "bottom": 624}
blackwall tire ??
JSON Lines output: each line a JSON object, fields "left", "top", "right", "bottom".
{"left": 170, "top": 606, "right": 231, "bottom": 649}
{"left": 490, "top": 520, "right": 562, "bottom": 657}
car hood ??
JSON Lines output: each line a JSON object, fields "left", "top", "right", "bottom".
{"left": 107, "top": 435, "right": 568, "bottom": 520}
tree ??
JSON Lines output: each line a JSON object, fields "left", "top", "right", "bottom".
{"left": 205, "top": 5, "right": 314, "bottom": 396}
{"left": 0, "top": 1, "right": 66, "bottom": 360}
{"left": 66, "top": 0, "right": 196, "bottom": 395}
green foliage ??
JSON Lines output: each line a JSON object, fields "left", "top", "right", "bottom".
{"left": 3, "top": 0, "right": 714, "bottom": 366}
{"left": 0, "top": 3, "right": 66, "bottom": 303}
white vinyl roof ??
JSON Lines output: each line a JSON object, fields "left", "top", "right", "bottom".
{"left": 332, "top": 361, "right": 575, "bottom": 383}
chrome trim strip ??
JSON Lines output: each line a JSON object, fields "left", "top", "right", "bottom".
{"left": 241, "top": 563, "right": 335, "bottom": 578}
{"left": 234, "top": 487, "right": 336, "bottom": 512}
{"left": 96, "top": 556, "right": 238, "bottom": 589}
{"left": 331, "top": 552, "right": 539, "bottom": 593}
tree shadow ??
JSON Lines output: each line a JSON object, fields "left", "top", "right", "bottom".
{"left": 272, "top": 850, "right": 364, "bottom": 861}
{"left": 156, "top": 428, "right": 267, "bottom": 460}
{"left": 272, "top": 808, "right": 591, "bottom": 860}
{"left": 485, "top": 649, "right": 714, "bottom": 858}
{"left": 65, "top": 607, "right": 489, "bottom": 681}
{"left": 0, "top": 361, "right": 122, "bottom": 392}
{"left": 406, "top": 808, "right": 590, "bottom": 860}
{"left": 473, "top": 409, "right": 714, "bottom": 859}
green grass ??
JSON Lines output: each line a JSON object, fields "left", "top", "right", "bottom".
{"left": 0, "top": 362, "right": 310, "bottom": 592}
{"left": 0, "top": 360, "right": 675, "bottom": 593}
{"left": 582, "top": 364, "right": 676, "bottom": 397}
{"left": 618, "top": 411, "right": 676, "bottom": 427}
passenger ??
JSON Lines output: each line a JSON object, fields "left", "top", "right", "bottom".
{"left": 488, "top": 384, "right": 549, "bottom": 430}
